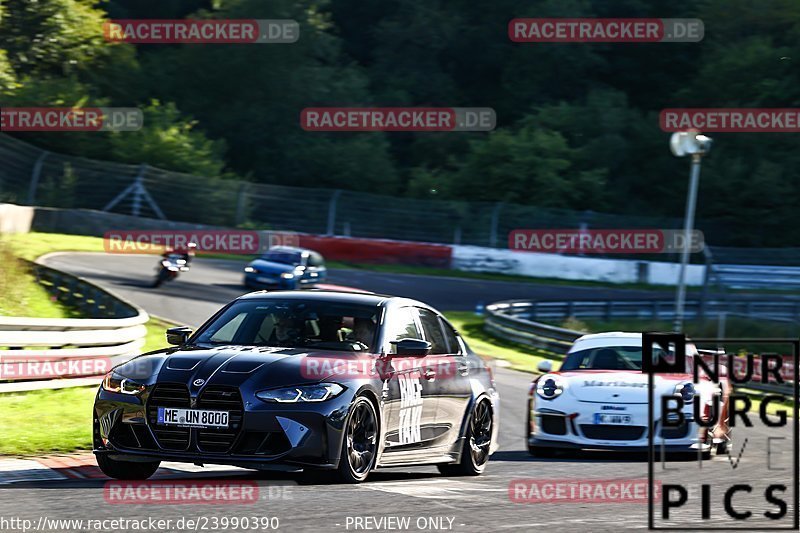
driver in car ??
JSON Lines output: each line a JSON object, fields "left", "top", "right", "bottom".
{"left": 271, "top": 314, "right": 305, "bottom": 345}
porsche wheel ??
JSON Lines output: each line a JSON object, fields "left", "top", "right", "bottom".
{"left": 438, "top": 400, "right": 493, "bottom": 476}
{"left": 337, "top": 396, "right": 378, "bottom": 483}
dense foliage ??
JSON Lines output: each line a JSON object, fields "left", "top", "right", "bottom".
{"left": 1, "top": 0, "right": 799, "bottom": 245}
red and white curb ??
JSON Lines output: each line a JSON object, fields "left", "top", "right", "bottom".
{"left": 0, "top": 452, "right": 250, "bottom": 485}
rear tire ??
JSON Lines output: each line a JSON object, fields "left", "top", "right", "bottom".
{"left": 152, "top": 269, "right": 168, "bottom": 288}
{"left": 335, "top": 396, "right": 378, "bottom": 483}
{"left": 96, "top": 454, "right": 160, "bottom": 480}
{"left": 438, "top": 400, "right": 493, "bottom": 476}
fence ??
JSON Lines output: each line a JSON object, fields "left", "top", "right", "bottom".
{"left": 491, "top": 299, "right": 800, "bottom": 323}
{"left": 0, "top": 261, "right": 149, "bottom": 388}
{"left": 0, "top": 133, "right": 700, "bottom": 248}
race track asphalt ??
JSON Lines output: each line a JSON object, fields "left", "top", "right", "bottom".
{"left": 0, "top": 253, "right": 793, "bottom": 532}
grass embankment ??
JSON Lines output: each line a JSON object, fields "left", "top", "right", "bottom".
{"left": 0, "top": 239, "right": 77, "bottom": 318}
{"left": 0, "top": 233, "right": 176, "bottom": 456}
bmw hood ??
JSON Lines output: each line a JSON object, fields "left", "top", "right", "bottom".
{"left": 558, "top": 370, "right": 692, "bottom": 404}
{"left": 117, "top": 347, "right": 379, "bottom": 392}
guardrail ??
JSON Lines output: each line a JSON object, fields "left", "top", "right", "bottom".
{"left": 493, "top": 298, "right": 800, "bottom": 322}
{"left": 0, "top": 260, "right": 148, "bottom": 387}
{"left": 485, "top": 299, "right": 794, "bottom": 394}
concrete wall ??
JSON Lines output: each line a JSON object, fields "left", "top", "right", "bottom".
{"left": 0, "top": 204, "right": 34, "bottom": 234}
{"left": 451, "top": 245, "right": 706, "bottom": 286}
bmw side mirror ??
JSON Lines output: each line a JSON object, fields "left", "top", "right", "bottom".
{"left": 391, "top": 338, "right": 431, "bottom": 357}
{"left": 537, "top": 360, "right": 553, "bottom": 373}
{"left": 166, "top": 326, "right": 193, "bottom": 346}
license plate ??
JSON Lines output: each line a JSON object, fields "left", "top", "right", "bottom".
{"left": 157, "top": 407, "right": 229, "bottom": 428}
{"left": 593, "top": 413, "right": 632, "bottom": 425}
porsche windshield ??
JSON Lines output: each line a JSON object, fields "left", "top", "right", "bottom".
{"left": 561, "top": 346, "right": 647, "bottom": 371}
{"left": 194, "top": 299, "right": 379, "bottom": 352}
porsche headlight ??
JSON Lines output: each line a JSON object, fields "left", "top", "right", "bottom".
{"left": 536, "top": 375, "right": 564, "bottom": 400}
{"left": 256, "top": 383, "right": 345, "bottom": 403}
{"left": 675, "top": 382, "right": 695, "bottom": 402}
{"left": 102, "top": 371, "right": 146, "bottom": 395}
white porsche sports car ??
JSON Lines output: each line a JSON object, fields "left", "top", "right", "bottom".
{"left": 526, "top": 332, "right": 731, "bottom": 457}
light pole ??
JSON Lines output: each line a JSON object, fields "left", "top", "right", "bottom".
{"left": 670, "top": 131, "right": 712, "bottom": 332}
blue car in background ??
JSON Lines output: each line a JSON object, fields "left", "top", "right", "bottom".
{"left": 243, "top": 246, "right": 327, "bottom": 290}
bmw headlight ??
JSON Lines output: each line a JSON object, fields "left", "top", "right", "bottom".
{"left": 102, "top": 371, "right": 146, "bottom": 395}
{"left": 280, "top": 272, "right": 295, "bottom": 279}
{"left": 256, "top": 383, "right": 345, "bottom": 403}
{"left": 244, "top": 266, "right": 256, "bottom": 273}
{"left": 536, "top": 375, "right": 564, "bottom": 400}
{"left": 675, "top": 382, "right": 695, "bottom": 402}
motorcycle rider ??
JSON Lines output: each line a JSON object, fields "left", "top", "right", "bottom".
{"left": 162, "top": 241, "right": 197, "bottom": 264}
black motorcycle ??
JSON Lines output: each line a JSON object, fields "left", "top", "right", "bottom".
{"left": 152, "top": 254, "right": 190, "bottom": 287}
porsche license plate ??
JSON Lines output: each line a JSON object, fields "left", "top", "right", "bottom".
{"left": 157, "top": 407, "right": 229, "bottom": 428}
{"left": 593, "top": 413, "right": 632, "bottom": 425}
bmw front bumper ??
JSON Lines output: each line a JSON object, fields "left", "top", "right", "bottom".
{"left": 93, "top": 385, "right": 354, "bottom": 470}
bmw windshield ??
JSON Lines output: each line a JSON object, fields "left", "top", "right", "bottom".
{"left": 193, "top": 299, "right": 379, "bottom": 352}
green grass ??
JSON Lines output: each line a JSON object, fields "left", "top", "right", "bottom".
{"left": 0, "top": 235, "right": 177, "bottom": 456}
{"left": 0, "top": 387, "right": 96, "bottom": 456}
{"left": 445, "top": 311, "right": 559, "bottom": 374}
{"left": 5, "top": 232, "right": 107, "bottom": 262}
{"left": 0, "top": 238, "right": 77, "bottom": 318}
{"left": 142, "top": 316, "right": 177, "bottom": 353}
{"left": 0, "top": 317, "right": 174, "bottom": 457}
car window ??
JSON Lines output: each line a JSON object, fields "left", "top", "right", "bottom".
{"left": 440, "top": 319, "right": 462, "bottom": 355}
{"left": 383, "top": 307, "right": 421, "bottom": 354}
{"left": 208, "top": 312, "right": 247, "bottom": 343}
{"left": 417, "top": 308, "right": 448, "bottom": 355}
{"left": 261, "top": 250, "right": 302, "bottom": 265}
{"left": 308, "top": 252, "right": 324, "bottom": 267}
{"left": 195, "top": 299, "right": 378, "bottom": 351}
{"left": 561, "top": 346, "right": 646, "bottom": 371}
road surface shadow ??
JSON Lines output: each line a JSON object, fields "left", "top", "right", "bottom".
{"left": 490, "top": 449, "right": 704, "bottom": 463}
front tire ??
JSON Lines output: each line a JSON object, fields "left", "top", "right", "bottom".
{"left": 336, "top": 396, "right": 378, "bottom": 483}
{"left": 96, "top": 454, "right": 160, "bottom": 480}
{"left": 438, "top": 400, "right": 493, "bottom": 476}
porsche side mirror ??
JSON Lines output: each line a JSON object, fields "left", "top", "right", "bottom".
{"left": 166, "top": 326, "right": 193, "bottom": 346}
{"left": 390, "top": 338, "right": 431, "bottom": 357}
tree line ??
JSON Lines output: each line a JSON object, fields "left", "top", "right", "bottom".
{"left": 1, "top": 0, "right": 799, "bottom": 246}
